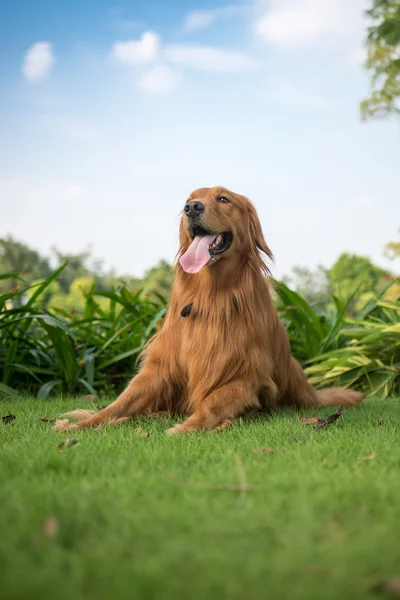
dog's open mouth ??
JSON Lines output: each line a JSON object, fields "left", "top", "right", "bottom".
{"left": 192, "top": 227, "right": 233, "bottom": 257}
{"left": 180, "top": 226, "right": 233, "bottom": 274}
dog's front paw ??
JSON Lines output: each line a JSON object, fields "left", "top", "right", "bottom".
{"left": 54, "top": 419, "right": 78, "bottom": 432}
{"left": 166, "top": 423, "right": 187, "bottom": 435}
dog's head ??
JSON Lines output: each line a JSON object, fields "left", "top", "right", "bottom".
{"left": 178, "top": 186, "right": 272, "bottom": 275}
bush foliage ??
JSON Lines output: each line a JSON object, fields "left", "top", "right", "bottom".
{"left": 1, "top": 270, "right": 399, "bottom": 400}
{"left": 0, "top": 269, "right": 166, "bottom": 399}
{"left": 275, "top": 281, "right": 400, "bottom": 398}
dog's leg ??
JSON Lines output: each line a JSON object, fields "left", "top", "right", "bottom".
{"left": 167, "top": 380, "right": 260, "bottom": 435}
{"left": 282, "top": 357, "right": 365, "bottom": 409}
{"left": 55, "top": 367, "right": 174, "bottom": 432}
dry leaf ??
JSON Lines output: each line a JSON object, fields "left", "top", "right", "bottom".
{"left": 377, "top": 419, "right": 385, "bottom": 425}
{"left": 137, "top": 426, "right": 151, "bottom": 437}
{"left": 83, "top": 394, "right": 97, "bottom": 402}
{"left": 2, "top": 413, "right": 16, "bottom": 425}
{"left": 373, "top": 577, "right": 400, "bottom": 596}
{"left": 41, "top": 417, "right": 56, "bottom": 423}
{"left": 58, "top": 437, "right": 79, "bottom": 451}
{"left": 42, "top": 516, "right": 59, "bottom": 539}
{"left": 253, "top": 447, "right": 275, "bottom": 454}
{"left": 301, "top": 409, "right": 342, "bottom": 429}
{"left": 364, "top": 452, "right": 376, "bottom": 461}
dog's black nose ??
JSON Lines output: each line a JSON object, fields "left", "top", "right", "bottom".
{"left": 184, "top": 200, "right": 205, "bottom": 217}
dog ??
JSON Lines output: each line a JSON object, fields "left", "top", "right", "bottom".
{"left": 55, "top": 186, "right": 364, "bottom": 434}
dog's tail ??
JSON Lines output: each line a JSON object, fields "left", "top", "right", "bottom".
{"left": 314, "top": 386, "right": 365, "bottom": 407}
{"left": 285, "top": 357, "right": 365, "bottom": 408}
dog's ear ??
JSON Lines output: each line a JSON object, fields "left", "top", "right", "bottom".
{"left": 248, "top": 203, "right": 273, "bottom": 260}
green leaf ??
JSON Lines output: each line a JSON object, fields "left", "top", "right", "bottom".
{"left": 98, "top": 347, "right": 143, "bottom": 370}
{"left": 144, "top": 307, "right": 167, "bottom": 338}
{"left": 0, "top": 383, "right": 22, "bottom": 399}
{"left": 37, "top": 380, "right": 62, "bottom": 399}
{"left": 25, "top": 263, "right": 67, "bottom": 308}
{"left": 77, "top": 378, "right": 97, "bottom": 396}
{"left": 0, "top": 272, "right": 23, "bottom": 281}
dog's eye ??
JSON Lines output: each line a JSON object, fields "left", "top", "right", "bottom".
{"left": 218, "top": 196, "right": 229, "bottom": 204}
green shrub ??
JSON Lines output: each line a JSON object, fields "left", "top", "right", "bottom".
{"left": 275, "top": 280, "right": 400, "bottom": 398}
{"left": 1, "top": 269, "right": 399, "bottom": 399}
{"left": 0, "top": 269, "right": 166, "bottom": 399}
{"left": 305, "top": 299, "right": 400, "bottom": 398}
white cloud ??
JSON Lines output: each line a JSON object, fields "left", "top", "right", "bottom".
{"left": 184, "top": 10, "right": 216, "bottom": 31}
{"left": 22, "top": 42, "right": 55, "bottom": 81}
{"left": 165, "top": 44, "right": 257, "bottom": 72}
{"left": 139, "top": 65, "right": 181, "bottom": 93}
{"left": 183, "top": 5, "right": 242, "bottom": 32}
{"left": 256, "top": 0, "right": 365, "bottom": 47}
{"left": 111, "top": 31, "right": 160, "bottom": 65}
{"left": 262, "top": 82, "right": 330, "bottom": 107}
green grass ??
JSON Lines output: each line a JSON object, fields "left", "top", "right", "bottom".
{"left": 1, "top": 397, "right": 400, "bottom": 600}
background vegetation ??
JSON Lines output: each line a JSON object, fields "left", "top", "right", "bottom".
{"left": 1, "top": 229, "right": 399, "bottom": 401}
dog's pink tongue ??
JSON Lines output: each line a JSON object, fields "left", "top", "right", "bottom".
{"left": 179, "top": 234, "right": 216, "bottom": 274}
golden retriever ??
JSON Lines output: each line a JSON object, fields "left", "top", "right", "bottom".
{"left": 55, "top": 186, "right": 364, "bottom": 434}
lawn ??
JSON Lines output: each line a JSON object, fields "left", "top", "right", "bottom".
{"left": 1, "top": 397, "right": 400, "bottom": 600}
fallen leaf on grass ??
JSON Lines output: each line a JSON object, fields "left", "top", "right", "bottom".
{"left": 372, "top": 577, "right": 400, "bottom": 596}
{"left": 2, "top": 413, "right": 16, "bottom": 425}
{"left": 41, "top": 417, "right": 56, "bottom": 423}
{"left": 301, "top": 409, "right": 342, "bottom": 429}
{"left": 377, "top": 419, "right": 385, "bottom": 425}
{"left": 42, "top": 517, "right": 59, "bottom": 539}
{"left": 58, "top": 437, "right": 79, "bottom": 451}
{"left": 364, "top": 452, "right": 376, "bottom": 461}
{"left": 253, "top": 447, "right": 275, "bottom": 454}
{"left": 137, "top": 426, "right": 151, "bottom": 437}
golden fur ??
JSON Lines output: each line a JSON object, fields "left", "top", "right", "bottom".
{"left": 55, "top": 186, "right": 364, "bottom": 434}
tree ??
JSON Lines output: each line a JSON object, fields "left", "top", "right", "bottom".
{"left": 51, "top": 247, "right": 93, "bottom": 293}
{"left": 328, "top": 253, "right": 393, "bottom": 312}
{"left": 0, "top": 236, "right": 52, "bottom": 293}
{"left": 139, "top": 260, "right": 174, "bottom": 300}
{"left": 281, "top": 265, "right": 331, "bottom": 312}
{"left": 360, "top": 0, "right": 400, "bottom": 120}
{"left": 48, "top": 276, "right": 97, "bottom": 312}
{"left": 384, "top": 228, "right": 400, "bottom": 259}
{"left": 26, "top": 279, "right": 63, "bottom": 308}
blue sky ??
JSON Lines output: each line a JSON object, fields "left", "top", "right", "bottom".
{"left": 0, "top": 0, "right": 399, "bottom": 279}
